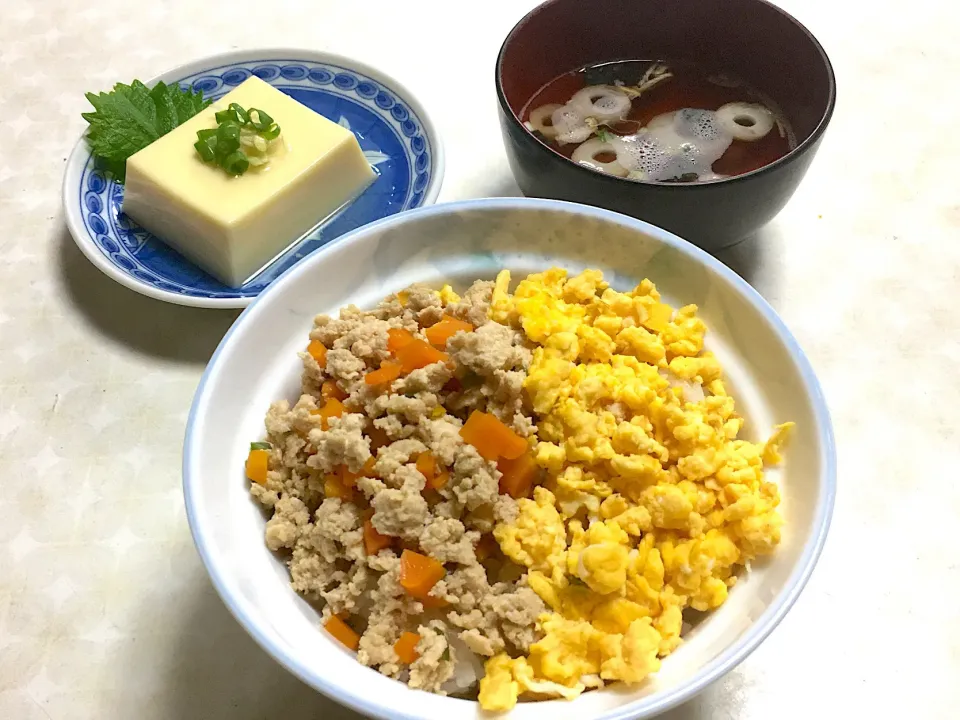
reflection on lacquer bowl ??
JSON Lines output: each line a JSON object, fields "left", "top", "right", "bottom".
{"left": 183, "top": 198, "right": 835, "bottom": 720}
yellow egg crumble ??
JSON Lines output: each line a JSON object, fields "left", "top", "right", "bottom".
{"left": 479, "top": 268, "right": 791, "bottom": 710}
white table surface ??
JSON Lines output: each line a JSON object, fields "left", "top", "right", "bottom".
{"left": 2, "top": 0, "right": 958, "bottom": 718}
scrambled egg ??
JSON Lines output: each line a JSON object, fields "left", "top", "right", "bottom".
{"left": 480, "top": 268, "right": 792, "bottom": 710}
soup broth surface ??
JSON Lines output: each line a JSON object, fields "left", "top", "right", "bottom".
{"left": 521, "top": 60, "right": 795, "bottom": 183}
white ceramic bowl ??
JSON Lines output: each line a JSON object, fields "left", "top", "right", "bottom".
{"left": 183, "top": 198, "right": 835, "bottom": 720}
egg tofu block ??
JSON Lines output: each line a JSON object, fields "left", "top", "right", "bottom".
{"left": 122, "top": 76, "right": 376, "bottom": 287}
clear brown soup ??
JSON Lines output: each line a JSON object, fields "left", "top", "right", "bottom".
{"left": 521, "top": 60, "right": 796, "bottom": 182}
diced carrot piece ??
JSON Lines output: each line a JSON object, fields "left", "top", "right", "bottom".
{"left": 363, "top": 519, "right": 393, "bottom": 556}
{"left": 365, "top": 361, "right": 403, "bottom": 386}
{"left": 642, "top": 302, "right": 673, "bottom": 332}
{"left": 399, "top": 549, "right": 446, "bottom": 599}
{"left": 395, "top": 339, "right": 448, "bottom": 374}
{"left": 415, "top": 451, "right": 437, "bottom": 482}
{"left": 321, "top": 380, "right": 347, "bottom": 401}
{"left": 339, "top": 466, "right": 357, "bottom": 489}
{"left": 368, "top": 426, "right": 390, "bottom": 451}
{"left": 416, "top": 451, "right": 448, "bottom": 490}
{"left": 394, "top": 631, "right": 421, "bottom": 664}
{"left": 395, "top": 341, "right": 445, "bottom": 372}
{"left": 324, "top": 615, "right": 360, "bottom": 650}
{"left": 311, "top": 398, "right": 345, "bottom": 429}
{"left": 424, "top": 315, "right": 474, "bottom": 349}
{"left": 427, "top": 471, "right": 449, "bottom": 490}
{"left": 459, "top": 411, "right": 528, "bottom": 461}
{"left": 324, "top": 472, "right": 354, "bottom": 501}
{"left": 387, "top": 328, "right": 415, "bottom": 353}
{"left": 497, "top": 450, "right": 538, "bottom": 499}
{"left": 420, "top": 594, "right": 449, "bottom": 609}
{"left": 340, "top": 457, "right": 376, "bottom": 489}
{"left": 245, "top": 448, "right": 270, "bottom": 485}
{"left": 475, "top": 534, "right": 499, "bottom": 562}
{"left": 307, "top": 339, "right": 327, "bottom": 368}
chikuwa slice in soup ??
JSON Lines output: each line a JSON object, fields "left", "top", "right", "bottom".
{"left": 521, "top": 60, "right": 795, "bottom": 183}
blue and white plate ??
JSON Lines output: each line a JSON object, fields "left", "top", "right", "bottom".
{"left": 63, "top": 49, "right": 444, "bottom": 308}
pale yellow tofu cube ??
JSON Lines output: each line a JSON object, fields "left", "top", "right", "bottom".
{"left": 123, "top": 76, "right": 376, "bottom": 287}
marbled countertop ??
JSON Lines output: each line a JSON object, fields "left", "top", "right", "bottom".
{"left": 1, "top": 0, "right": 957, "bottom": 718}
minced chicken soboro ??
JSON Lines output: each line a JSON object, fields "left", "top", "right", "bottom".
{"left": 244, "top": 270, "right": 791, "bottom": 711}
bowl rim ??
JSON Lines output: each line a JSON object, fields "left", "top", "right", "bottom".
{"left": 494, "top": 0, "right": 837, "bottom": 189}
{"left": 182, "top": 197, "right": 837, "bottom": 720}
{"left": 62, "top": 46, "right": 446, "bottom": 310}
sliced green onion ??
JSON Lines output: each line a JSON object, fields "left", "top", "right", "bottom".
{"left": 196, "top": 105, "right": 279, "bottom": 174}
{"left": 221, "top": 150, "right": 249, "bottom": 176}
{"left": 195, "top": 128, "right": 219, "bottom": 161}
{"left": 194, "top": 138, "right": 216, "bottom": 161}
{"left": 217, "top": 120, "right": 241, "bottom": 139}
{"left": 216, "top": 122, "right": 241, "bottom": 155}
{"left": 215, "top": 105, "right": 248, "bottom": 125}
{"left": 259, "top": 123, "right": 281, "bottom": 140}
{"left": 250, "top": 441, "right": 272, "bottom": 451}
{"left": 202, "top": 135, "right": 220, "bottom": 157}
{"left": 248, "top": 108, "right": 274, "bottom": 131}
{"left": 228, "top": 103, "right": 250, "bottom": 124}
